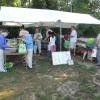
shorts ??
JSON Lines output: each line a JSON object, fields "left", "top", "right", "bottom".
{"left": 50, "top": 45, "right": 56, "bottom": 52}
{"left": 48, "top": 44, "right": 56, "bottom": 52}
{"left": 69, "top": 42, "right": 76, "bottom": 49}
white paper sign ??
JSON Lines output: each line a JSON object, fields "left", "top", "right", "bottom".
{"left": 52, "top": 51, "right": 71, "bottom": 65}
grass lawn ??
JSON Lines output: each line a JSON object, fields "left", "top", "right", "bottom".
{"left": 0, "top": 55, "right": 100, "bottom": 100}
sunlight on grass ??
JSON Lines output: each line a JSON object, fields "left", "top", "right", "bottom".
{"left": 0, "top": 89, "right": 14, "bottom": 98}
{"left": 54, "top": 73, "right": 69, "bottom": 81}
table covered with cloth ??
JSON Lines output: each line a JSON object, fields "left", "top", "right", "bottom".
{"left": 4, "top": 47, "right": 26, "bottom": 66}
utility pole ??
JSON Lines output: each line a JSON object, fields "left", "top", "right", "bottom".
{"left": 66, "top": 0, "right": 69, "bottom": 11}
{"left": 70, "top": 0, "right": 73, "bottom": 12}
{"left": 67, "top": 0, "right": 73, "bottom": 12}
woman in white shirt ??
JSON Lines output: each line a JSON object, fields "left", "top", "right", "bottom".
{"left": 69, "top": 26, "right": 77, "bottom": 56}
{"left": 48, "top": 31, "right": 56, "bottom": 52}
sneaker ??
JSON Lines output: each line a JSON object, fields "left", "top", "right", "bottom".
{"left": 27, "top": 65, "right": 32, "bottom": 69}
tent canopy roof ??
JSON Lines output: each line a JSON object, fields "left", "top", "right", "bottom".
{"left": 0, "top": 6, "right": 100, "bottom": 26}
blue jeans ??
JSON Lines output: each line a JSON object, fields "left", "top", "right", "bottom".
{"left": 34, "top": 41, "right": 41, "bottom": 54}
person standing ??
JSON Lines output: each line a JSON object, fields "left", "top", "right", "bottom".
{"left": 48, "top": 31, "right": 56, "bottom": 54}
{"left": 95, "top": 33, "right": 100, "bottom": 66}
{"left": 19, "top": 26, "right": 33, "bottom": 69}
{"left": 44, "top": 26, "right": 53, "bottom": 51}
{"left": 69, "top": 26, "right": 77, "bottom": 56}
{"left": 33, "top": 27, "right": 42, "bottom": 56}
{"left": 0, "top": 30, "right": 9, "bottom": 72}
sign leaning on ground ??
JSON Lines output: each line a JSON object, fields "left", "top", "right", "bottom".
{"left": 52, "top": 51, "right": 72, "bottom": 65}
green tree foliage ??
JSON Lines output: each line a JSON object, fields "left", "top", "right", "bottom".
{"left": 89, "top": 0, "right": 100, "bottom": 18}
{"left": 0, "top": 0, "right": 21, "bottom": 7}
{"left": 32, "top": 0, "right": 58, "bottom": 10}
{"left": 72, "top": 0, "right": 90, "bottom": 13}
{"left": 45, "top": 0, "right": 58, "bottom": 10}
{"left": 13, "top": 0, "right": 21, "bottom": 7}
{"left": 0, "top": 0, "right": 31, "bottom": 7}
{"left": 32, "top": 0, "right": 46, "bottom": 9}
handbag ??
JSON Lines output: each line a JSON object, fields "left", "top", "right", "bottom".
{"left": 18, "top": 42, "right": 27, "bottom": 53}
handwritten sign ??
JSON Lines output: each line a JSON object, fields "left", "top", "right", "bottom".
{"left": 52, "top": 51, "right": 71, "bottom": 65}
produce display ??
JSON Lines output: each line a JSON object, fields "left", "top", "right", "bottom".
{"left": 7, "top": 39, "right": 17, "bottom": 47}
{"left": 4, "top": 39, "right": 18, "bottom": 53}
{"left": 4, "top": 39, "right": 26, "bottom": 69}
{"left": 4, "top": 62, "right": 13, "bottom": 69}
{"left": 5, "top": 38, "right": 27, "bottom": 54}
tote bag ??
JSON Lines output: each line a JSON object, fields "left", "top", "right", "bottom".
{"left": 18, "top": 43, "right": 27, "bottom": 53}
{"left": 64, "top": 40, "right": 70, "bottom": 49}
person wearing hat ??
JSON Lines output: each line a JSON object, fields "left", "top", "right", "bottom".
{"left": 0, "top": 29, "right": 9, "bottom": 72}
{"left": 33, "top": 27, "right": 42, "bottom": 56}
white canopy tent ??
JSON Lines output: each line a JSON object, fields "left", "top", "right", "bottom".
{"left": 0, "top": 6, "right": 100, "bottom": 25}
{"left": 23, "top": 22, "right": 78, "bottom": 28}
{"left": 0, "top": 6, "right": 100, "bottom": 50}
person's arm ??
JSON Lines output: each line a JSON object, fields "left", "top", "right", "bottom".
{"left": 38, "top": 33, "right": 42, "bottom": 40}
{"left": 33, "top": 33, "right": 38, "bottom": 40}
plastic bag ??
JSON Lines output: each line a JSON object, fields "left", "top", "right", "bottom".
{"left": 64, "top": 40, "right": 70, "bottom": 49}
{"left": 87, "top": 38, "right": 95, "bottom": 45}
{"left": 18, "top": 43, "right": 27, "bottom": 53}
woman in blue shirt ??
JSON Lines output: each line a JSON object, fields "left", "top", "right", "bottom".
{"left": 19, "top": 27, "right": 33, "bottom": 69}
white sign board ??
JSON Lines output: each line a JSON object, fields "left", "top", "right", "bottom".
{"left": 52, "top": 51, "right": 71, "bottom": 65}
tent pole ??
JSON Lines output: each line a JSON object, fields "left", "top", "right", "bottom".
{"left": 60, "top": 27, "right": 62, "bottom": 51}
